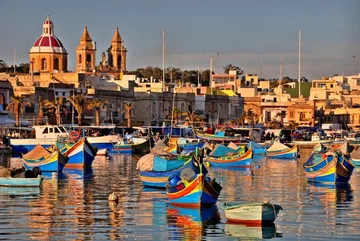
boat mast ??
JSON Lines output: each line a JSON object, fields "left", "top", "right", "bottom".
{"left": 162, "top": 30, "right": 165, "bottom": 92}
{"left": 210, "top": 56, "right": 213, "bottom": 94}
{"left": 298, "top": 30, "right": 301, "bottom": 97}
{"left": 71, "top": 87, "right": 75, "bottom": 128}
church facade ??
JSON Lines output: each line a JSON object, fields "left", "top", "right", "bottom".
{"left": 29, "top": 16, "right": 127, "bottom": 75}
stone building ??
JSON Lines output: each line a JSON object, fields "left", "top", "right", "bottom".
{"left": 29, "top": 16, "right": 68, "bottom": 73}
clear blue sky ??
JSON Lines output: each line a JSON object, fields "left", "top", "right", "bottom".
{"left": 0, "top": 0, "right": 359, "bottom": 80}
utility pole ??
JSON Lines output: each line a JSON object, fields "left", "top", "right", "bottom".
{"left": 298, "top": 30, "right": 301, "bottom": 97}
{"left": 260, "top": 60, "right": 263, "bottom": 79}
{"left": 279, "top": 61, "right": 283, "bottom": 86}
{"left": 210, "top": 56, "right": 213, "bottom": 94}
{"left": 13, "top": 49, "right": 16, "bottom": 73}
{"left": 197, "top": 65, "right": 200, "bottom": 87}
{"left": 162, "top": 30, "right": 165, "bottom": 91}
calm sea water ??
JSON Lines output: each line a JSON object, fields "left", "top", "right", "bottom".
{"left": 0, "top": 149, "right": 359, "bottom": 240}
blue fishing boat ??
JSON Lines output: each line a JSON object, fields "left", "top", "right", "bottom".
{"left": 23, "top": 144, "right": 67, "bottom": 172}
{"left": 304, "top": 148, "right": 354, "bottom": 184}
{"left": 168, "top": 138, "right": 206, "bottom": 154}
{"left": 58, "top": 138, "right": 97, "bottom": 169}
{"left": 112, "top": 137, "right": 153, "bottom": 154}
{"left": 0, "top": 176, "right": 42, "bottom": 187}
{"left": 166, "top": 164, "right": 222, "bottom": 207}
{"left": 137, "top": 154, "right": 192, "bottom": 188}
{"left": 247, "top": 141, "right": 266, "bottom": 155}
{"left": 266, "top": 141, "right": 298, "bottom": 159}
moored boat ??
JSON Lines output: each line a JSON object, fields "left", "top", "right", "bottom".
{"left": 0, "top": 176, "right": 43, "bottom": 187}
{"left": 222, "top": 202, "right": 283, "bottom": 225}
{"left": 206, "top": 147, "right": 252, "bottom": 168}
{"left": 266, "top": 142, "right": 298, "bottom": 159}
{"left": 23, "top": 144, "right": 67, "bottom": 172}
{"left": 247, "top": 141, "right": 266, "bottom": 155}
{"left": 137, "top": 153, "right": 192, "bottom": 188}
{"left": 194, "top": 130, "right": 241, "bottom": 143}
{"left": 351, "top": 147, "right": 360, "bottom": 166}
{"left": 304, "top": 144, "right": 354, "bottom": 184}
{"left": 58, "top": 137, "right": 97, "bottom": 169}
{"left": 112, "top": 137, "right": 153, "bottom": 154}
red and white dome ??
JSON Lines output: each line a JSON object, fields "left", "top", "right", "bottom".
{"left": 30, "top": 16, "right": 67, "bottom": 54}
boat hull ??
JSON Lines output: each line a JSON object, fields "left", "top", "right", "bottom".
{"left": 304, "top": 154, "right": 354, "bottom": 184}
{"left": 194, "top": 130, "right": 241, "bottom": 143}
{"left": 24, "top": 150, "right": 66, "bottom": 172}
{"left": 139, "top": 159, "right": 192, "bottom": 188}
{"left": 63, "top": 138, "right": 97, "bottom": 169}
{"left": 206, "top": 148, "right": 252, "bottom": 168}
{"left": 266, "top": 146, "right": 298, "bottom": 159}
{"left": 222, "top": 203, "right": 282, "bottom": 225}
{"left": 112, "top": 137, "right": 153, "bottom": 154}
{"left": 352, "top": 157, "right": 360, "bottom": 166}
{"left": 167, "top": 174, "right": 220, "bottom": 207}
{"left": 0, "top": 177, "right": 42, "bottom": 187}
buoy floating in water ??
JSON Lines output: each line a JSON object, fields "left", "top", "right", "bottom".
{"left": 108, "top": 192, "right": 119, "bottom": 202}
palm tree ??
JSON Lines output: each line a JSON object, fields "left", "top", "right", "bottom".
{"left": 123, "top": 103, "right": 133, "bottom": 128}
{"left": 87, "top": 99, "right": 109, "bottom": 126}
{"left": 67, "top": 94, "right": 87, "bottom": 125}
{"left": 171, "top": 107, "right": 181, "bottom": 125}
{"left": 276, "top": 111, "right": 286, "bottom": 128}
{"left": 7, "top": 95, "right": 31, "bottom": 127}
{"left": 237, "top": 112, "right": 248, "bottom": 128}
{"left": 37, "top": 97, "right": 54, "bottom": 125}
{"left": 184, "top": 111, "right": 203, "bottom": 127}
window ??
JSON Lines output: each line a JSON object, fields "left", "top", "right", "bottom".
{"left": 49, "top": 128, "right": 54, "bottom": 133}
{"left": 41, "top": 58, "right": 47, "bottom": 70}
{"left": 54, "top": 58, "right": 59, "bottom": 70}
{"left": 63, "top": 92, "right": 66, "bottom": 96}
{"left": 301, "top": 113, "right": 306, "bottom": 119}
{"left": 54, "top": 128, "right": 60, "bottom": 133}
{"left": 43, "top": 127, "right": 48, "bottom": 134}
{"left": 56, "top": 92, "right": 58, "bottom": 96}
{"left": 79, "top": 54, "right": 82, "bottom": 64}
{"left": 59, "top": 127, "right": 67, "bottom": 133}
{"left": 290, "top": 111, "right": 294, "bottom": 118}
{"left": 357, "top": 80, "right": 360, "bottom": 86}
{"left": 330, "top": 84, "right": 333, "bottom": 88}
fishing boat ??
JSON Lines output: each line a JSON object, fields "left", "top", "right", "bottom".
{"left": 137, "top": 153, "right": 192, "bottom": 188}
{"left": 222, "top": 202, "right": 283, "bottom": 225}
{"left": 57, "top": 137, "right": 97, "bottom": 169}
{"left": 206, "top": 147, "right": 252, "bottom": 168}
{"left": 266, "top": 141, "right": 298, "bottom": 159}
{"left": 112, "top": 136, "right": 154, "bottom": 154}
{"left": 23, "top": 144, "right": 67, "bottom": 172}
{"left": 247, "top": 141, "right": 266, "bottom": 155}
{"left": 304, "top": 144, "right": 354, "bottom": 184}
{"left": 168, "top": 138, "right": 206, "bottom": 154}
{"left": 166, "top": 161, "right": 222, "bottom": 207}
{"left": 0, "top": 176, "right": 43, "bottom": 187}
{"left": 194, "top": 130, "right": 241, "bottom": 143}
{"left": 10, "top": 125, "right": 119, "bottom": 154}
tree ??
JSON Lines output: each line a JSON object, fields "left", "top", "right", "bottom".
{"left": 67, "top": 94, "right": 87, "bottom": 125}
{"left": 276, "top": 111, "right": 286, "bottom": 128}
{"left": 281, "top": 76, "right": 291, "bottom": 85}
{"left": 237, "top": 112, "right": 248, "bottom": 128}
{"left": 7, "top": 95, "right": 31, "bottom": 127}
{"left": 122, "top": 103, "right": 134, "bottom": 128}
{"left": 200, "top": 69, "right": 214, "bottom": 87}
{"left": 37, "top": 97, "right": 55, "bottom": 125}
{"left": 270, "top": 80, "right": 280, "bottom": 88}
{"left": 170, "top": 107, "right": 181, "bottom": 125}
{"left": 18, "top": 63, "right": 30, "bottom": 73}
{"left": 184, "top": 111, "right": 203, "bottom": 127}
{"left": 48, "top": 97, "right": 68, "bottom": 125}
{"left": 166, "top": 67, "right": 182, "bottom": 83}
{"left": 223, "top": 64, "right": 244, "bottom": 77}
{"left": 87, "top": 99, "right": 109, "bottom": 126}
{"left": 0, "top": 60, "right": 6, "bottom": 72}
{"left": 300, "top": 77, "right": 308, "bottom": 82}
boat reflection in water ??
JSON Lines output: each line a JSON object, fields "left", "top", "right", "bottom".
{"left": 308, "top": 182, "right": 353, "bottom": 207}
{"left": 225, "top": 222, "right": 282, "bottom": 239}
{"left": 166, "top": 205, "right": 220, "bottom": 240}
{"left": 0, "top": 186, "right": 41, "bottom": 196}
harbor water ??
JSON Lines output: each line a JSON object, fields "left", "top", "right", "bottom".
{"left": 1, "top": 149, "right": 360, "bottom": 240}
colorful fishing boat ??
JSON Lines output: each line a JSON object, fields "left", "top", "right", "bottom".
{"left": 137, "top": 154, "right": 192, "bottom": 188}
{"left": 266, "top": 141, "right": 298, "bottom": 159}
{"left": 206, "top": 148, "right": 252, "bottom": 168}
{"left": 304, "top": 145, "right": 354, "bottom": 184}
{"left": 194, "top": 130, "right": 241, "bottom": 143}
{"left": 168, "top": 138, "right": 206, "bottom": 154}
{"left": 0, "top": 176, "right": 43, "bottom": 187}
{"left": 166, "top": 162, "right": 222, "bottom": 207}
{"left": 112, "top": 137, "right": 153, "bottom": 154}
{"left": 222, "top": 202, "right": 283, "bottom": 225}
{"left": 58, "top": 138, "right": 97, "bottom": 169}
{"left": 23, "top": 144, "right": 67, "bottom": 172}
{"left": 247, "top": 141, "right": 266, "bottom": 155}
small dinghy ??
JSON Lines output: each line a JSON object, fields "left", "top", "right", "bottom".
{"left": 266, "top": 141, "right": 297, "bottom": 159}
{"left": 222, "top": 202, "right": 283, "bottom": 225}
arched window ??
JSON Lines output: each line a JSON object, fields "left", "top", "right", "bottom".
{"left": 41, "top": 58, "right": 47, "bottom": 70}
{"left": 86, "top": 54, "right": 92, "bottom": 67}
{"left": 54, "top": 58, "right": 59, "bottom": 71}
{"left": 117, "top": 55, "right": 122, "bottom": 68}
{"left": 79, "top": 54, "right": 82, "bottom": 64}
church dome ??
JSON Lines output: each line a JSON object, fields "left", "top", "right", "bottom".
{"left": 29, "top": 16, "right": 67, "bottom": 54}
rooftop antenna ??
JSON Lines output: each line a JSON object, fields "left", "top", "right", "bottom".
{"left": 210, "top": 56, "right": 213, "bottom": 94}
{"left": 13, "top": 49, "right": 16, "bottom": 73}
{"left": 216, "top": 53, "right": 219, "bottom": 74}
{"left": 260, "top": 60, "right": 263, "bottom": 79}
{"left": 197, "top": 65, "right": 200, "bottom": 87}
{"left": 298, "top": 30, "right": 301, "bottom": 97}
{"left": 279, "top": 61, "right": 283, "bottom": 86}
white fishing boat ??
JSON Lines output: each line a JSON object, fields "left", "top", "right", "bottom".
{"left": 10, "top": 125, "right": 119, "bottom": 154}
{"left": 292, "top": 133, "right": 332, "bottom": 147}
{"left": 222, "top": 202, "right": 283, "bottom": 225}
